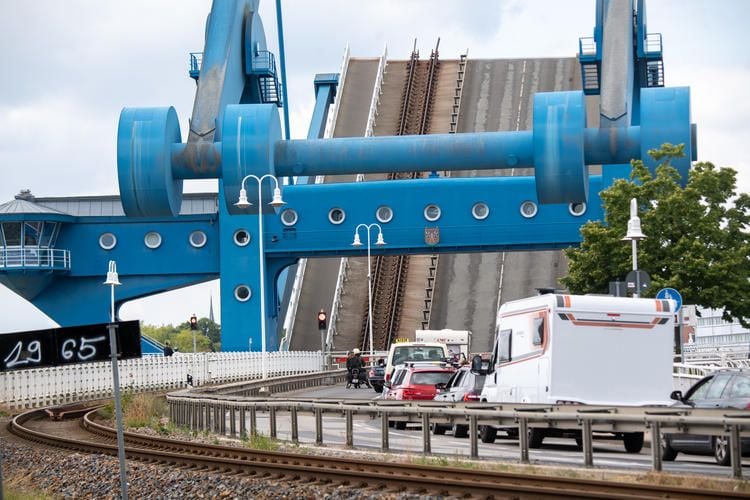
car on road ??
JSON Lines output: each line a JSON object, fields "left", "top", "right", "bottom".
{"left": 368, "top": 361, "right": 386, "bottom": 393}
{"left": 384, "top": 341, "right": 450, "bottom": 384}
{"left": 663, "top": 369, "right": 750, "bottom": 465}
{"left": 432, "top": 365, "right": 486, "bottom": 437}
{"left": 384, "top": 362, "right": 456, "bottom": 429}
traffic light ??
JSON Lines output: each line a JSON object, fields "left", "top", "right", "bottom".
{"left": 190, "top": 314, "right": 198, "bottom": 330}
{"left": 317, "top": 310, "right": 327, "bottom": 330}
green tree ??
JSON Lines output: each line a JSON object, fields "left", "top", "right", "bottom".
{"left": 176, "top": 317, "right": 221, "bottom": 351}
{"left": 561, "top": 144, "right": 750, "bottom": 326}
{"left": 173, "top": 328, "right": 214, "bottom": 353}
{"left": 140, "top": 323, "right": 179, "bottom": 344}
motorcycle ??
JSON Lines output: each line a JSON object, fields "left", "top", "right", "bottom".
{"left": 348, "top": 367, "right": 362, "bottom": 389}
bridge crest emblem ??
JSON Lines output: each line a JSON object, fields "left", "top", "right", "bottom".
{"left": 424, "top": 227, "right": 440, "bottom": 246}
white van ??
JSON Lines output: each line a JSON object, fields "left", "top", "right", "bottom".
{"left": 478, "top": 293, "right": 675, "bottom": 451}
{"left": 384, "top": 341, "right": 449, "bottom": 383}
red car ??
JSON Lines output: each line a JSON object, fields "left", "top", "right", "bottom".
{"left": 384, "top": 363, "right": 456, "bottom": 401}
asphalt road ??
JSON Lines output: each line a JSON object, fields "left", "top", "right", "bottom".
{"left": 261, "top": 383, "right": 749, "bottom": 479}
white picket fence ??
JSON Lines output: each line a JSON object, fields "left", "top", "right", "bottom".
{"left": 0, "top": 351, "right": 324, "bottom": 410}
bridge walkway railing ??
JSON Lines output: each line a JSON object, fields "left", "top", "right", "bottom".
{"left": 0, "top": 351, "right": 324, "bottom": 410}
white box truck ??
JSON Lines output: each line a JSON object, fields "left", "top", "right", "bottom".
{"left": 477, "top": 293, "right": 675, "bottom": 452}
{"left": 415, "top": 329, "right": 472, "bottom": 358}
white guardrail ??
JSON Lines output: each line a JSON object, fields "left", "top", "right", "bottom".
{"left": 0, "top": 351, "right": 324, "bottom": 410}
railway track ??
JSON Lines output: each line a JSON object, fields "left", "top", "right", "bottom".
{"left": 360, "top": 40, "right": 441, "bottom": 351}
{"left": 9, "top": 404, "right": 744, "bottom": 499}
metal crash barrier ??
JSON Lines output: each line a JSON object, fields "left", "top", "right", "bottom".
{"left": 169, "top": 377, "right": 750, "bottom": 480}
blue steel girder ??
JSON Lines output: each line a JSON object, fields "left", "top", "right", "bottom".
{"left": 26, "top": 214, "right": 219, "bottom": 328}
{"left": 264, "top": 175, "right": 606, "bottom": 259}
{"left": 309, "top": 74, "right": 339, "bottom": 140}
{"left": 596, "top": 0, "right": 636, "bottom": 127}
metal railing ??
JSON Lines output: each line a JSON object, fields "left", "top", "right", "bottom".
{"left": 448, "top": 51, "right": 467, "bottom": 134}
{"left": 168, "top": 390, "right": 750, "bottom": 479}
{"left": 323, "top": 44, "right": 350, "bottom": 140}
{"left": 326, "top": 257, "right": 350, "bottom": 350}
{"left": 0, "top": 351, "right": 324, "bottom": 409}
{"left": 0, "top": 246, "right": 71, "bottom": 270}
{"left": 363, "top": 44, "right": 387, "bottom": 138}
{"left": 280, "top": 47, "right": 350, "bottom": 349}
{"left": 326, "top": 45, "right": 386, "bottom": 346}
{"left": 644, "top": 32, "right": 663, "bottom": 55}
{"left": 251, "top": 50, "right": 277, "bottom": 75}
{"left": 578, "top": 37, "right": 597, "bottom": 58}
{"left": 683, "top": 342, "right": 750, "bottom": 364}
{"left": 279, "top": 257, "right": 308, "bottom": 351}
{"left": 188, "top": 52, "right": 202, "bottom": 79}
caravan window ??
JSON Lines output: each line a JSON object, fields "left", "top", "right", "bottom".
{"left": 498, "top": 329, "right": 512, "bottom": 363}
{"left": 533, "top": 316, "right": 545, "bottom": 345}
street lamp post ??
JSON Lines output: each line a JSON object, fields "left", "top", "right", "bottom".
{"left": 235, "top": 174, "right": 285, "bottom": 379}
{"left": 352, "top": 223, "right": 386, "bottom": 365}
{"left": 622, "top": 198, "right": 647, "bottom": 298}
{"left": 103, "top": 261, "right": 128, "bottom": 499}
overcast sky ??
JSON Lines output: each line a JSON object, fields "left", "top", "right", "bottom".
{"left": 1, "top": 0, "right": 748, "bottom": 332}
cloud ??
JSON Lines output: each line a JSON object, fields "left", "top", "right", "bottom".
{"left": 0, "top": 97, "right": 115, "bottom": 197}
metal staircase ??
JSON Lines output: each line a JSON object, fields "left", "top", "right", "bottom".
{"left": 187, "top": 49, "right": 282, "bottom": 106}
{"left": 579, "top": 29, "right": 664, "bottom": 95}
{"left": 578, "top": 37, "right": 600, "bottom": 95}
{"left": 250, "top": 50, "right": 283, "bottom": 106}
{"left": 639, "top": 33, "right": 664, "bottom": 88}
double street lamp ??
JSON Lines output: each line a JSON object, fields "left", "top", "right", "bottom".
{"left": 235, "top": 174, "right": 285, "bottom": 379}
{"left": 352, "top": 223, "right": 386, "bottom": 364}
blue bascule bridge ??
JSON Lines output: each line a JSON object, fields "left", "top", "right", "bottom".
{"left": 0, "top": 0, "right": 694, "bottom": 353}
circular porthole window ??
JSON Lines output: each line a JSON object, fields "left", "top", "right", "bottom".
{"left": 376, "top": 205, "right": 393, "bottom": 224}
{"left": 234, "top": 284, "right": 251, "bottom": 302}
{"left": 472, "top": 202, "right": 490, "bottom": 220}
{"left": 144, "top": 231, "right": 162, "bottom": 249}
{"left": 233, "top": 229, "right": 251, "bottom": 247}
{"left": 424, "top": 204, "right": 441, "bottom": 222}
{"left": 519, "top": 201, "right": 538, "bottom": 219}
{"left": 280, "top": 208, "right": 298, "bottom": 227}
{"left": 328, "top": 207, "right": 346, "bottom": 225}
{"left": 189, "top": 230, "right": 207, "bottom": 248}
{"left": 568, "top": 202, "right": 587, "bottom": 217}
{"left": 99, "top": 232, "right": 117, "bottom": 250}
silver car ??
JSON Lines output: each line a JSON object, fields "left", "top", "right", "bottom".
{"left": 432, "top": 366, "right": 485, "bottom": 437}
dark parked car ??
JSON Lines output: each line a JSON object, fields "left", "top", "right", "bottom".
{"left": 432, "top": 366, "right": 486, "bottom": 437}
{"left": 368, "top": 362, "right": 386, "bottom": 393}
{"left": 664, "top": 369, "right": 750, "bottom": 465}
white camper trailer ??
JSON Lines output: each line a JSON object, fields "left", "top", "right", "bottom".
{"left": 415, "top": 329, "right": 472, "bottom": 358}
{"left": 479, "top": 293, "right": 675, "bottom": 451}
